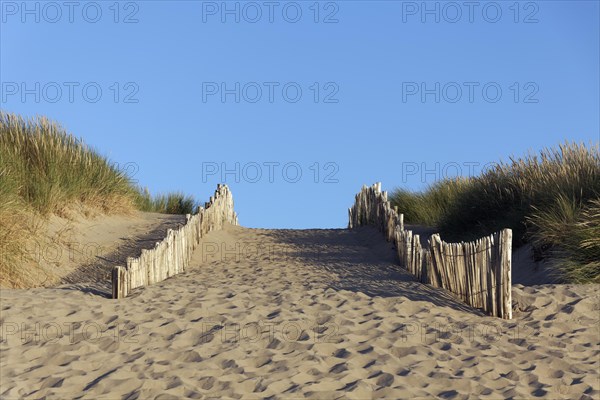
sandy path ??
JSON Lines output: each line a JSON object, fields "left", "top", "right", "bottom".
{"left": 1, "top": 225, "right": 598, "bottom": 399}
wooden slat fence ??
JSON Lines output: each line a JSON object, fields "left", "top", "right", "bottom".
{"left": 350, "top": 183, "right": 512, "bottom": 319}
{"left": 112, "top": 184, "right": 238, "bottom": 299}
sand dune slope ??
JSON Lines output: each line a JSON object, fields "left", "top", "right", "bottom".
{"left": 3, "top": 212, "right": 186, "bottom": 290}
{"left": 1, "top": 225, "right": 599, "bottom": 399}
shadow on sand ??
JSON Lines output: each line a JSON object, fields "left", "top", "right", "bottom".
{"left": 256, "top": 226, "right": 484, "bottom": 316}
{"left": 57, "top": 215, "right": 186, "bottom": 298}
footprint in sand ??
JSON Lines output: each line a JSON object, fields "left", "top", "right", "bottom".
{"left": 329, "top": 362, "right": 348, "bottom": 374}
{"left": 375, "top": 372, "right": 395, "bottom": 388}
{"left": 356, "top": 344, "right": 374, "bottom": 354}
{"left": 199, "top": 376, "right": 215, "bottom": 390}
{"left": 333, "top": 348, "right": 351, "bottom": 359}
{"left": 253, "top": 356, "right": 272, "bottom": 368}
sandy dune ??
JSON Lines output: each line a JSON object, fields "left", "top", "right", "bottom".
{"left": 1, "top": 224, "right": 599, "bottom": 399}
{"left": 3, "top": 212, "right": 185, "bottom": 290}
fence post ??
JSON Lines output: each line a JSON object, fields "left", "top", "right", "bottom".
{"left": 500, "top": 229, "right": 513, "bottom": 319}
{"left": 111, "top": 266, "right": 127, "bottom": 299}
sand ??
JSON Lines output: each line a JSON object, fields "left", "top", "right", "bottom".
{"left": 3, "top": 212, "right": 185, "bottom": 290}
{"left": 1, "top": 224, "right": 599, "bottom": 399}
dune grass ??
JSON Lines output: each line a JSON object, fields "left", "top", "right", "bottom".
{"left": 0, "top": 161, "right": 27, "bottom": 285}
{"left": 0, "top": 112, "right": 138, "bottom": 215}
{"left": 0, "top": 111, "right": 198, "bottom": 286}
{"left": 390, "top": 142, "right": 600, "bottom": 283}
{"left": 528, "top": 197, "right": 600, "bottom": 283}
{"left": 390, "top": 178, "right": 471, "bottom": 227}
{"left": 136, "top": 188, "right": 197, "bottom": 215}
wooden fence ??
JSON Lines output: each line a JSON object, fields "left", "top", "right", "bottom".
{"left": 349, "top": 183, "right": 512, "bottom": 319}
{"left": 112, "top": 184, "right": 238, "bottom": 299}
{"left": 348, "top": 182, "right": 404, "bottom": 241}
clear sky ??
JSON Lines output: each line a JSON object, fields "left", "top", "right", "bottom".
{"left": 1, "top": 0, "right": 598, "bottom": 228}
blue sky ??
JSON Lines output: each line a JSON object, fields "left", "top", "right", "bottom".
{"left": 1, "top": 0, "right": 599, "bottom": 228}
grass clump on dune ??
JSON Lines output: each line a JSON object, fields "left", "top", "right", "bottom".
{"left": 528, "top": 197, "right": 600, "bottom": 283}
{"left": 390, "top": 142, "right": 600, "bottom": 283}
{"left": 0, "top": 111, "right": 198, "bottom": 287}
{"left": 136, "top": 188, "right": 197, "bottom": 215}
{"left": 391, "top": 178, "right": 471, "bottom": 227}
